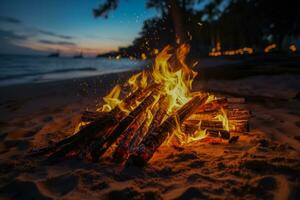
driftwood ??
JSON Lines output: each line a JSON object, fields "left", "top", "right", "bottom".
{"left": 128, "top": 94, "right": 208, "bottom": 166}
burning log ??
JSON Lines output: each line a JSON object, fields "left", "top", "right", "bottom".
{"left": 82, "top": 84, "right": 159, "bottom": 122}
{"left": 112, "top": 111, "right": 148, "bottom": 163}
{"left": 200, "top": 120, "right": 224, "bottom": 129}
{"left": 128, "top": 94, "right": 208, "bottom": 167}
{"left": 227, "top": 108, "right": 251, "bottom": 120}
{"left": 81, "top": 111, "right": 105, "bottom": 122}
{"left": 129, "top": 96, "right": 169, "bottom": 152}
{"left": 31, "top": 84, "right": 158, "bottom": 158}
{"left": 89, "top": 89, "right": 160, "bottom": 161}
{"left": 229, "top": 120, "right": 249, "bottom": 133}
{"left": 113, "top": 96, "right": 167, "bottom": 163}
{"left": 195, "top": 98, "right": 227, "bottom": 113}
{"left": 206, "top": 129, "right": 230, "bottom": 139}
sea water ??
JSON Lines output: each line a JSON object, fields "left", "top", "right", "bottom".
{"left": 0, "top": 55, "right": 147, "bottom": 86}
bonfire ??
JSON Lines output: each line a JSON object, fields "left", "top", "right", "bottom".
{"left": 32, "top": 44, "right": 251, "bottom": 166}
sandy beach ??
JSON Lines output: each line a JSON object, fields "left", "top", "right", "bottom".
{"left": 0, "top": 63, "right": 300, "bottom": 199}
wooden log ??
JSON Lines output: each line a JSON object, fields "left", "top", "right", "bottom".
{"left": 47, "top": 114, "right": 118, "bottom": 161}
{"left": 196, "top": 98, "right": 227, "bottom": 113}
{"left": 229, "top": 120, "right": 249, "bottom": 133}
{"left": 81, "top": 84, "right": 159, "bottom": 122}
{"left": 189, "top": 110, "right": 219, "bottom": 121}
{"left": 129, "top": 96, "right": 168, "bottom": 151}
{"left": 227, "top": 108, "right": 251, "bottom": 120}
{"left": 113, "top": 96, "right": 167, "bottom": 163}
{"left": 90, "top": 89, "right": 159, "bottom": 161}
{"left": 31, "top": 84, "right": 157, "bottom": 158}
{"left": 81, "top": 111, "right": 105, "bottom": 122}
{"left": 181, "top": 123, "right": 199, "bottom": 136}
{"left": 112, "top": 111, "right": 148, "bottom": 163}
{"left": 206, "top": 129, "right": 230, "bottom": 139}
{"left": 200, "top": 120, "right": 223, "bottom": 129}
{"left": 128, "top": 94, "right": 208, "bottom": 167}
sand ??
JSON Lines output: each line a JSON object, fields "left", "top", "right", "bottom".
{"left": 0, "top": 70, "right": 300, "bottom": 200}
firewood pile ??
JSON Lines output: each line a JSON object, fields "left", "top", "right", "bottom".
{"left": 31, "top": 44, "right": 251, "bottom": 166}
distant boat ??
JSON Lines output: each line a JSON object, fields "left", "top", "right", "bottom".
{"left": 48, "top": 51, "right": 60, "bottom": 58}
{"left": 73, "top": 52, "right": 83, "bottom": 59}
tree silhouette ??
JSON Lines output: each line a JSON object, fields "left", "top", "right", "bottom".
{"left": 94, "top": 0, "right": 300, "bottom": 57}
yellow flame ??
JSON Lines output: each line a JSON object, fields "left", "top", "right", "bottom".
{"left": 214, "top": 107, "right": 229, "bottom": 131}
{"left": 78, "top": 43, "right": 223, "bottom": 144}
{"left": 140, "top": 71, "right": 148, "bottom": 89}
{"left": 152, "top": 44, "right": 197, "bottom": 114}
{"left": 98, "top": 84, "right": 121, "bottom": 112}
{"left": 127, "top": 72, "right": 142, "bottom": 91}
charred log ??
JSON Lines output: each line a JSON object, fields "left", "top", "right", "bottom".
{"left": 128, "top": 94, "right": 208, "bottom": 167}
{"left": 90, "top": 89, "right": 159, "bottom": 161}
{"left": 30, "top": 84, "right": 158, "bottom": 158}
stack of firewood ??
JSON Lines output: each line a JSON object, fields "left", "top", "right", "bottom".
{"left": 31, "top": 83, "right": 251, "bottom": 166}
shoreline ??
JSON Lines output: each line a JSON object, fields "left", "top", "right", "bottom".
{"left": 0, "top": 70, "right": 138, "bottom": 121}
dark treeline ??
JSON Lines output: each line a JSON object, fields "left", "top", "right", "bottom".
{"left": 94, "top": 0, "right": 300, "bottom": 58}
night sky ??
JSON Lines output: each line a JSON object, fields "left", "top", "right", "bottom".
{"left": 0, "top": 0, "right": 157, "bottom": 56}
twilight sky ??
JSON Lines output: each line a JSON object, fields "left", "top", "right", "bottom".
{"left": 0, "top": 0, "right": 158, "bottom": 56}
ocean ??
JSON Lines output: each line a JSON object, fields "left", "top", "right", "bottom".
{"left": 0, "top": 55, "right": 147, "bottom": 86}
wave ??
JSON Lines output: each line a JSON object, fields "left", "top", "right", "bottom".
{"left": 0, "top": 67, "right": 97, "bottom": 80}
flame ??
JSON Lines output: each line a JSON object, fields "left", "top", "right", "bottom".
{"left": 99, "top": 84, "right": 122, "bottom": 112}
{"left": 152, "top": 44, "right": 197, "bottom": 113}
{"left": 77, "top": 43, "right": 234, "bottom": 145}
{"left": 127, "top": 72, "right": 142, "bottom": 92}
{"left": 215, "top": 107, "right": 229, "bottom": 131}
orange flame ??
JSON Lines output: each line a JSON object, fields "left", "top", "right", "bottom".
{"left": 80, "top": 44, "right": 230, "bottom": 144}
